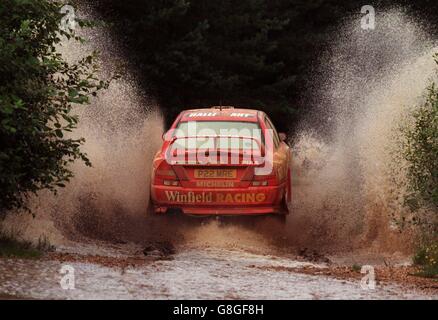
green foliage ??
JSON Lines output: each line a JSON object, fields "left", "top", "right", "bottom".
{"left": 351, "top": 264, "right": 361, "bottom": 272}
{"left": 0, "top": 0, "right": 111, "bottom": 213}
{"left": 90, "top": 0, "right": 438, "bottom": 130}
{"left": 413, "top": 243, "right": 438, "bottom": 278}
{"left": 92, "top": 0, "right": 295, "bottom": 128}
{"left": 402, "top": 54, "right": 438, "bottom": 278}
{"left": 0, "top": 229, "right": 54, "bottom": 259}
{"left": 402, "top": 60, "right": 438, "bottom": 214}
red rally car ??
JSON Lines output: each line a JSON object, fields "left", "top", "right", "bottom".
{"left": 150, "top": 106, "right": 291, "bottom": 218}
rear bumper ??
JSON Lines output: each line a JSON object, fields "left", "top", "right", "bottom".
{"left": 153, "top": 205, "right": 284, "bottom": 216}
{"left": 151, "top": 184, "right": 287, "bottom": 216}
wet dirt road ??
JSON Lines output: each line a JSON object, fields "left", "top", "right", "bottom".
{"left": 0, "top": 240, "right": 436, "bottom": 300}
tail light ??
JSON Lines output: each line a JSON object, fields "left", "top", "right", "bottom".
{"left": 251, "top": 180, "right": 268, "bottom": 186}
{"left": 153, "top": 159, "right": 179, "bottom": 186}
{"left": 252, "top": 166, "right": 278, "bottom": 186}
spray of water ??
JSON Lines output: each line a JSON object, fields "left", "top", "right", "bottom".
{"left": 1, "top": 6, "right": 166, "bottom": 245}
{"left": 288, "top": 8, "right": 437, "bottom": 253}
{"left": 2, "top": 8, "right": 436, "bottom": 256}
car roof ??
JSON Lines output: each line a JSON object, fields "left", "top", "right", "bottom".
{"left": 179, "top": 106, "right": 261, "bottom": 122}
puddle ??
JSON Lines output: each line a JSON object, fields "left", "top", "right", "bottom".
{"left": 0, "top": 246, "right": 435, "bottom": 299}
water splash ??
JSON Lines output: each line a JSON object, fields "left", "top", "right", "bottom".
{"left": 2, "top": 7, "right": 437, "bottom": 256}
{"left": 1, "top": 6, "right": 165, "bottom": 245}
{"left": 289, "top": 8, "right": 437, "bottom": 252}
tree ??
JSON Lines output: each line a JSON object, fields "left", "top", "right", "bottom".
{"left": 402, "top": 56, "right": 438, "bottom": 218}
{"left": 0, "top": 0, "right": 111, "bottom": 213}
{"left": 402, "top": 54, "right": 438, "bottom": 278}
{"left": 91, "top": 0, "right": 291, "bottom": 128}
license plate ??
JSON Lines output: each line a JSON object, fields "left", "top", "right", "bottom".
{"left": 194, "top": 169, "right": 236, "bottom": 179}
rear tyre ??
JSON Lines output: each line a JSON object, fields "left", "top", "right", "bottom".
{"left": 273, "top": 214, "right": 287, "bottom": 225}
{"left": 284, "top": 168, "right": 292, "bottom": 212}
{"left": 257, "top": 214, "right": 286, "bottom": 227}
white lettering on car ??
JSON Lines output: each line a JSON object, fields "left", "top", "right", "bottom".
{"left": 230, "top": 113, "right": 254, "bottom": 117}
{"left": 187, "top": 112, "right": 217, "bottom": 117}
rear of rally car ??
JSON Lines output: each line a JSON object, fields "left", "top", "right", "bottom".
{"left": 150, "top": 107, "right": 289, "bottom": 216}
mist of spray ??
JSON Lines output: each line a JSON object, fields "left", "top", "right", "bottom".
{"left": 288, "top": 8, "right": 437, "bottom": 252}
{"left": 1, "top": 6, "right": 165, "bottom": 245}
{"left": 2, "top": 7, "right": 437, "bottom": 254}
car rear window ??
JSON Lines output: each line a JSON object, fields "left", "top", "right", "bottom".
{"left": 173, "top": 121, "right": 262, "bottom": 150}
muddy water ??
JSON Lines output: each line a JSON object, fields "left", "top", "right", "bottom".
{"left": 1, "top": 7, "right": 438, "bottom": 301}
{"left": 0, "top": 243, "right": 434, "bottom": 300}
{"left": 2, "top": 7, "right": 434, "bottom": 254}
{"left": 288, "top": 9, "right": 438, "bottom": 253}
{"left": 0, "top": 222, "right": 436, "bottom": 300}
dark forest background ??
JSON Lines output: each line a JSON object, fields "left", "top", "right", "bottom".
{"left": 86, "top": 0, "right": 438, "bottom": 131}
